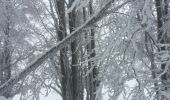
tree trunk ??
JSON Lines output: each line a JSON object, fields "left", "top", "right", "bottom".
{"left": 0, "top": 1, "right": 12, "bottom": 98}
{"left": 155, "top": 0, "right": 169, "bottom": 99}
{"left": 89, "top": 1, "right": 100, "bottom": 100}
{"left": 84, "top": 1, "right": 100, "bottom": 100}
{"left": 68, "top": 0, "right": 80, "bottom": 100}
{"left": 54, "top": 0, "right": 72, "bottom": 100}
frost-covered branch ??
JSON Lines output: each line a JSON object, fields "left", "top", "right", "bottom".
{"left": 0, "top": 0, "right": 131, "bottom": 95}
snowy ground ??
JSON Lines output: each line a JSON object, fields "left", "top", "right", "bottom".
{"left": 1, "top": 79, "right": 137, "bottom": 100}
{"left": 12, "top": 90, "right": 62, "bottom": 100}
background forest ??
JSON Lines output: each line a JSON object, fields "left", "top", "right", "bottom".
{"left": 0, "top": 0, "right": 170, "bottom": 100}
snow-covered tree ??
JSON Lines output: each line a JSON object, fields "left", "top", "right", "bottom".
{"left": 2, "top": 0, "right": 170, "bottom": 100}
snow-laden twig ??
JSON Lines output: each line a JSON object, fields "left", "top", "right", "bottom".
{"left": 0, "top": 0, "right": 132, "bottom": 95}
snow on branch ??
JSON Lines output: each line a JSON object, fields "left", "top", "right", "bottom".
{"left": 0, "top": 0, "right": 131, "bottom": 95}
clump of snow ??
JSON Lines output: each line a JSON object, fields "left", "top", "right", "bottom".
{"left": 0, "top": 96, "right": 12, "bottom": 100}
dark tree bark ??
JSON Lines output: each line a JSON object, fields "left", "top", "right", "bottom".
{"left": 0, "top": 1, "right": 12, "bottom": 98}
{"left": 54, "top": 0, "right": 73, "bottom": 100}
{"left": 83, "top": 1, "right": 100, "bottom": 100}
{"left": 88, "top": 1, "right": 100, "bottom": 100}
{"left": 155, "top": 0, "right": 169, "bottom": 99}
{"left": 68, "top": 0, "right": 80, "bottom": 100}
{"left": 1, "top": 22, "right": 11, "bottom": 98}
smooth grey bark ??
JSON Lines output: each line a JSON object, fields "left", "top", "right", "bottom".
{"left": 68, "top": 0, "right": 81, "bottom": 100}
{"left": 55, "top": 0, "right": 72, "bottom": 100}
{"left": 50, "top": 0, "right": 73, "bottom": 100}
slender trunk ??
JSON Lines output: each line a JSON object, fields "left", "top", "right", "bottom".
{"left": 90, "top": 1, "right": 100, "bottom": 100}
{"left": 0, "top": 1, "right": 12, "bottom": 98}
{"left": 155, "top": 0, "right": 169, "bottom": 99}
{"left": 68, "top": 0, "right": 80, "bottom": 99}
{"left": 66, "top": 0, "right": 81, "bottom": 100}
{"left": 54, "top": 0, "right": 72, "bottom": 100}
{"left": 86, "top": 1, "right": 100, "bottom": 100}
{"left": 145, "top": 32, "right": 158, "bottom": 99}
{"left": 83, "top": 7, "right": 91, "bottom": 100}
{"left": 1, "top": 23, "right": 11, "bottom": 98}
